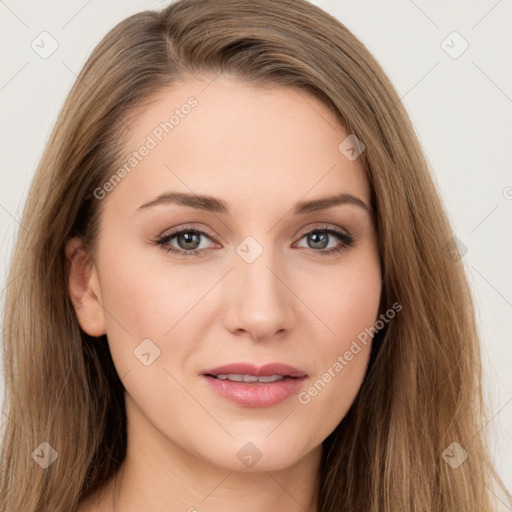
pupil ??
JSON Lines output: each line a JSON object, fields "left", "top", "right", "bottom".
{"left": 179, "top": 232, "right": 200, "bottom": 250}
{"left": 310, "top": 232, "right": 328, "bottom": 249}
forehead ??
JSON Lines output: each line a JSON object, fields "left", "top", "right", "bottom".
{"left": 106, "top": 75, "right": 370, "bottom": 215}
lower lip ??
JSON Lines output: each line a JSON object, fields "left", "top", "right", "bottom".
{"left": 202, "top": 375, "right": 307, "bottom": 407}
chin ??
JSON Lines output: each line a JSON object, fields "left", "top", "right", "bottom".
{"left": 199, "top": 435, "right": 316, "bottom": 473}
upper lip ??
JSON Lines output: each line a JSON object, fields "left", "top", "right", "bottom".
{"left": 202, "top": 362, "right": 308, "bottom": 378}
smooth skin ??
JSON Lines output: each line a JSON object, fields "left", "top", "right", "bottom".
{"left": 69, "top": 74, "right": 382, "bottom": 511}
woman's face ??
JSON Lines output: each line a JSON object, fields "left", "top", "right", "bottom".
{"left": 69, "top": 75, "right": 382, "bottom": 472}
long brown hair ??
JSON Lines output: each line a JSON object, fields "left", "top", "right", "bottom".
{"left": 1, "top": 0, "right": 510, "bottom": 510}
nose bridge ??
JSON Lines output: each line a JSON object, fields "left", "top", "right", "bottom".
{"left": 224, "top": 234, "right": 295, "bottom": 339}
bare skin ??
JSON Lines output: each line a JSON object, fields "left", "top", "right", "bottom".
{"left": 69, "top": 74, "right": 382, "bottom": 511}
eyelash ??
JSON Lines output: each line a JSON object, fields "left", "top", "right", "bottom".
{"left": 153, "top": 224, "right": 354, "bottom": 258}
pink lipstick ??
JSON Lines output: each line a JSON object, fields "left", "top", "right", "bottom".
{"left": 201, "top": 362, "right": 308, "bottom": 407}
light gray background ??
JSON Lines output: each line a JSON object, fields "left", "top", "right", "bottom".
{"left": 1, "top": 0, "right": 511, "bottom": 501}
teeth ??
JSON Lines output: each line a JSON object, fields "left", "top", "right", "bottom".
{"left": 257, "top": 375, "right": 285, "bottom": 383}
{"left": 214, "top": 374, "right": 286, "bottom": 383}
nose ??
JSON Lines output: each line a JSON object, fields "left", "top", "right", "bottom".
{"left": 222, "top": 245, "right": 297, "bottom": 342}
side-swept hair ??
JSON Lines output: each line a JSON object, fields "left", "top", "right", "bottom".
{"left": 1, "top": 0, "right": 509, "bottom": 510}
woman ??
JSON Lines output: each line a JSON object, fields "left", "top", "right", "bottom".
{"left": 1, "top": 0, "right": 509, "bottom": 510}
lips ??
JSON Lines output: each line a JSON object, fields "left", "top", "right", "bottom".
{"left": 203, "top": 362, "right": 307, "bottom": 378}
{"left": 201, "top": 362, "right": 308, "bottom": 407}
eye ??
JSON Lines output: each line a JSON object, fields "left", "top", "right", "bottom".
{"left": 155, "top": 227, "right": 216, "bottom": 257}
{"left": 294, "top": 226, "right": 354, "bottom": 256}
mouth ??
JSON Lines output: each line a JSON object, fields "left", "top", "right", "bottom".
{"left": 206, "top": 374, "right": 290, "bottom": 383}
{"left": 201, "top": 362, "right": 308, "bottom": 407}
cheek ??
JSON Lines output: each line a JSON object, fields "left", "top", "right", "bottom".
{"left": 99, "top": 230, "right": 220, "bottom": 326}
{"left": 295, "top": 252, "right": 381, "bottom": 427}
{"left": 306, "top": 247, "right": 382, "bottom": 348}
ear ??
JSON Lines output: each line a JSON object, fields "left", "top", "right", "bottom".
{"left": 65, "top": 237, "right": 106, "bottom": 337}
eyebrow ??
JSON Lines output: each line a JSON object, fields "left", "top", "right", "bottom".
{"left": 137, "top": 191, "right": 371, "bottom": 215}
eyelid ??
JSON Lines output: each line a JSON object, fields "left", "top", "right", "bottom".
{"left": 156, "top": 223, "right": 217, "bottom": 240}
{"left": 294, "top": 223, "right": 351, "bottom": 239}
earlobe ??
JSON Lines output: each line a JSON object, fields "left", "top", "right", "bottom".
{"left": 65, "top": 237, "right": 106, "bottom": 337}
